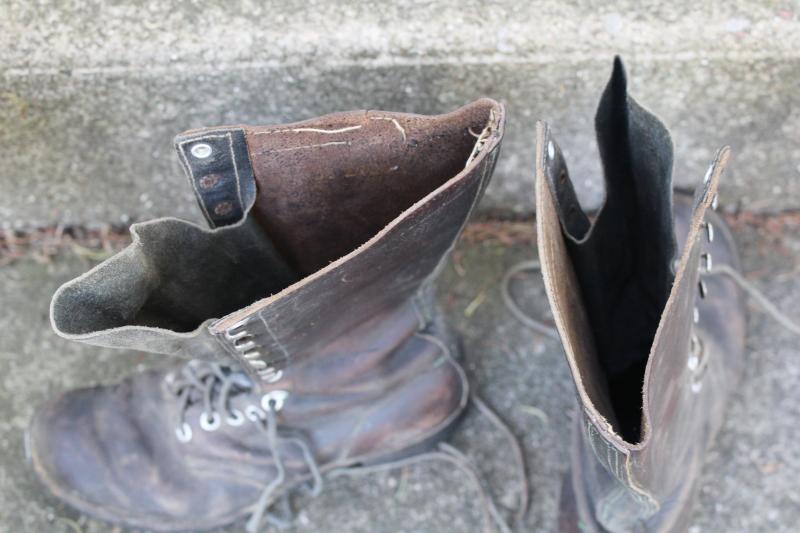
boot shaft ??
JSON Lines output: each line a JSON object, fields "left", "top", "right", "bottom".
{"left": 537, "top": 60, "right": 746, "bottom": 530}
{"left": 51, "top": 100, "right": 505, "bottom": 385}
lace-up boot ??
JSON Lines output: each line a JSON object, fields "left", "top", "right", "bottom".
{"left": 535, "top": 59, "right": 746, "bottom": 532}
{"left": 27, "top": 99, "right": 505, "bottom": 531}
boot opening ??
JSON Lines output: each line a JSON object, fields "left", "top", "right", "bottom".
{"left": 51, "top": 218, "right": 299, "bottom": 335}
{"left": 246, "top": 100, "right": 499, "bottom": 275}
{"left": 52, "top": 101, "right": 500, "bottom": 338}
{"left": 562, "top": 59, "right": 676, "bottom": 443}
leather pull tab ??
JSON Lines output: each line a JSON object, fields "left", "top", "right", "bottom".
{"left": 174, "top": 128, "right": 257, "bottom": 228}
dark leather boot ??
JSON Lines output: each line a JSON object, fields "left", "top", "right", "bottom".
{"left": 535, "top": 59, "right": 746, "bottom": 532}
{"left": 27, "top": 99, "right": 505, "bottom": 531}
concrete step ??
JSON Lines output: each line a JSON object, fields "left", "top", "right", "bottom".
{"left": 2, "top": 1, "right": 799, "bottom": 227}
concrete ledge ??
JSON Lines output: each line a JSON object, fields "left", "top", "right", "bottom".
{"left": 2, "top": 1, "right": 799, "bottom": 227}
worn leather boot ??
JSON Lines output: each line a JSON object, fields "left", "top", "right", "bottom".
{"left": 27, "top": 99, "right": 505, "bottom": 531}
{"left": 536, "top": 59, "right": 746, "bottom": 532}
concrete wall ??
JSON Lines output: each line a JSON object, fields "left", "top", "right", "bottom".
{"left": 2, "top": 1, "right": 799, "bottom": 228}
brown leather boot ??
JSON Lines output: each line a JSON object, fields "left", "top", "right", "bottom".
{"left": 536, "top": 59, "right": 746, "bottom": 532}
{"left": 27, "top": 99, "right": 505, "bottom": 531}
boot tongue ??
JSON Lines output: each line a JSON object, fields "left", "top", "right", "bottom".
{"left": 564, "top": 57, "right": 677, "bottom": 442}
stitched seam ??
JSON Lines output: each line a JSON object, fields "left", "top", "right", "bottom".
{"left": 177, "top": 134, "right": 227, "bottom": 224}
{"left": 177, "top": 132, "right": 244, "bottom": 225}
{"left": 226, "top": 131, "right": 244, "bottom": 210}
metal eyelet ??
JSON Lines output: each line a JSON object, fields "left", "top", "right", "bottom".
{"left": 698, "top": 280, "right": 708, "bottom": 299}
{"left": 199, "top": 411, "right": 221, "bottom": 431}
{"left": 249, "top": 359, "right": 268, "bottom": 370}
{"left": 258, "top": 368, "right": 283, "bottom": 383}
{"left": 245, "top": 405, "right": 266, "bottom": 422}
{"left": 191, "top": 143, "right": 213, "bottom": 159}
{"left": 225, "top": 318, "right": 285, "bottom": 379}
{"left": 261, "top": 390, "right": 289, "bottom": 412}
{"left": 175, "top": 423, "right": 193, "bottom": 443}
{"left": 689, "top": 337, "right": 709, "bottom": 393}
{"left": 547, "top": 141, "right": 555, "bottom": 160}
{"left": 242, "top": 351, "right": 262, "bottom": 362}
{"left": 233, "top": 337, "right": 256, "bottom": 351}
{"left": 687, "top": 335, "right": 704, "bottom": 371}
{"left": 225, "top": 318, "right": 251, "bottom": 341}
{"left": 701, "top": 253, "right": 712, "bottom": 272}
{"left": 704, "top": 222, "right": 715, "bottom": 243}
{"left": 703, "top": 165, "right": 713, "bottom": 184}
{"left": 711, "top": 194, "right": 719, "bottom": 210}
{"left": 226, "top": 409, "right": 245, "bottom": 427}
{"left": 693, "top": 307, "right": 700, "bottom": 324}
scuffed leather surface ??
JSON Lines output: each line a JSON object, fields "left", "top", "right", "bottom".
{"left": 538, "top": 59, "right": 746, "bottom": 532}
{"left": 29, "top": 306, "right": 468, "bottom": 531}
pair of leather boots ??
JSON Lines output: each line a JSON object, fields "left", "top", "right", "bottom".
{"left": 27, "top": 59, "right": 745, "bottom": 532}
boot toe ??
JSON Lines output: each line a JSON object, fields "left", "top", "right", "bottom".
{"left": 28, "top": 382, "right": 192, "bottom": 528}
{"left": 28, "top": 386, "right": 131, "bottom": 518}
{"left": 28, "top": 378, "right": 268, "bottom": 531}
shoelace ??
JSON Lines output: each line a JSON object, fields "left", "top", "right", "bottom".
{"left": 502, "top": 259, "right": 800, "bottom": 342}
{"left": 166, "top": 362, "right": 323, "bottom": 532}
{"left": 166, "top": 330, "right": 529, "bottom": 532}
{"left": 324, "top": 330, "right": 528, "bottom": 533}
{"left": 245, "top": 408, "right": 323, "bottom": 532}
{"left": 329, "top": 438, "right": 515, "bottom": 533}
{"left": 169, "top": 362, "right": 251, "bottom": 440}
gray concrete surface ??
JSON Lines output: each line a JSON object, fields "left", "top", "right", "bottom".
{"left": 1, "top": 213, "right": 799, "bottom": 532}
{"left": 2, "top": 1, "right": 800, "bottom": 228}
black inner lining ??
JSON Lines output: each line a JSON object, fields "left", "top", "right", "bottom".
{"left": 564, "top": 58, "right": 676, "bottom": 443}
